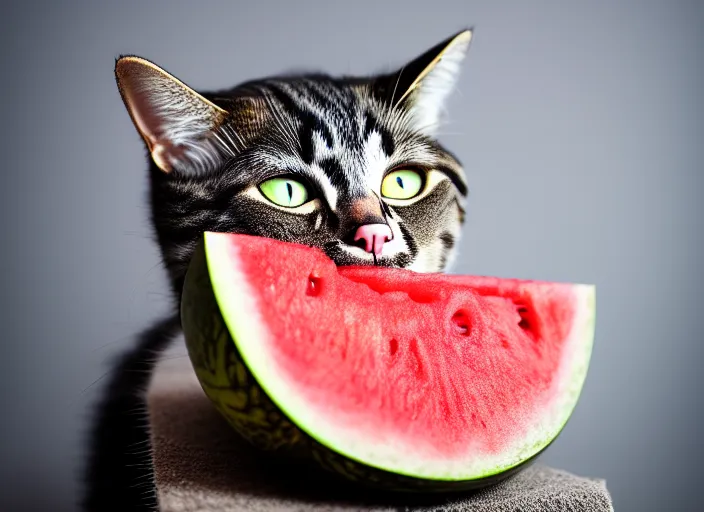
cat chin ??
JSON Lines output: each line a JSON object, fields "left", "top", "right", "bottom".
{"left": 407, "top": 243, "right": 450, "bottom": 273}
{"left": 322, "top": 243, "right": 413, "bottom": 269}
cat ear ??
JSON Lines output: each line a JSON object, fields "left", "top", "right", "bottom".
{"left": 115, "top": 56, "right": 229, "bottom": 173}
{"left": 379, "top": 30, "right": 473, "bottom": 135}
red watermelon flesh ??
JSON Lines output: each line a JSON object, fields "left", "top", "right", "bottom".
{"left": 201, "top": 232, "right": 595, "bottom": 481}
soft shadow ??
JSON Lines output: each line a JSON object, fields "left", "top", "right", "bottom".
{"left": 150, "top": 385, "right": 513, "bottom": 509}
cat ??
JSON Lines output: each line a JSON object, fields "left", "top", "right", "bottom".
{"left": 83, "top": 29, "right": 473, "bottom": 511}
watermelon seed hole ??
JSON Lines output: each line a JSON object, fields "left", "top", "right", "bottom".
{"left": 515, "top": 302, "right": 533, "bottom": 332}
{"left": 451, "top": 310, "right": 471, "bottom": 335}
{"left": 517, "top": 306, "right": 530, "bottom": 329}
{"left": 389, "top": 338, "right": 399, "bottom": 356}
{"left": 307, "top": 273, "right": 322, "bottom": 297}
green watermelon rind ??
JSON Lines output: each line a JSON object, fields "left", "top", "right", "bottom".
{"left": 200, "top": 231, "right": 596, "bottom": 483}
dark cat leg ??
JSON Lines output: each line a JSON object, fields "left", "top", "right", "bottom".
{"left": 82, "top": 314, "right": 181, "bottom": 512}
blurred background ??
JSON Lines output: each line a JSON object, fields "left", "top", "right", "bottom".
{"left": 1, "top": 1, "right": 702, "bottom": 511}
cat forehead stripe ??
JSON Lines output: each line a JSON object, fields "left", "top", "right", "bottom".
{"left": 256, "top": 81, "right": 416, "bottom": 198}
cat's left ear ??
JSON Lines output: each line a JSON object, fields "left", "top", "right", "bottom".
{"left": 378, "top": 29, "right": 473, "bottom": 135}
{"left": 115, "top": 56, "right": 229, "bottom": 173}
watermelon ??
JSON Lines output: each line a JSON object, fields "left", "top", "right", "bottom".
{"left": 181, "top": 232, "right": 595, "bottom": 492}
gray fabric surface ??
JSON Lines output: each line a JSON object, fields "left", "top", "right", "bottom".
{"left": 147, "top": 354, "right": 613, "bottom": 512}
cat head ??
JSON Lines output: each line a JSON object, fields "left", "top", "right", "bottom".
{"left": 115, "top": 30, "right": 473, "bottom": 297}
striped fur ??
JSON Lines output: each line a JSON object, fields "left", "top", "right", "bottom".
{"left": 146, "top": 66, "right": 471, "bottom": 295}
{"left": 84, "top": 31, "right": 472, "bottom": 511}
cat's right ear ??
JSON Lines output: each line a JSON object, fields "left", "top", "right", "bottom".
{"left": 115, "top": 56, "right": 229, "bottom": 173}
{"left": 374, "top": 30, "right": 472, "bottom": 136}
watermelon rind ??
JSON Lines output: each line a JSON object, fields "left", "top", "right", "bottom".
{"left": 181, "top": 232, "right": 596, "bottom": 490}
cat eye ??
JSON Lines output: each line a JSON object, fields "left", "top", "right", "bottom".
{"left": 258, "top": 177, "right": 310, "bottom": 208}
{"left": 381, "top": 169, "right": 424, "bottom": 200}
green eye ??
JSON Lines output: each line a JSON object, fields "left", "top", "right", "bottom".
{"left": 381, "top": 169, "right": 424, "bottom": 200}
{"left": 259, "top": 177, "right": 309, "bottom": 208}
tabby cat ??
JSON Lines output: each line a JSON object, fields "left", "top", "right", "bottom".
{"left": 84, "top": 30, "right": 473, "bottom": 511}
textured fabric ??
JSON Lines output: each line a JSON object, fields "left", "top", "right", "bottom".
{"left": 147, "top": 352, "right": 613, "bottom": 512}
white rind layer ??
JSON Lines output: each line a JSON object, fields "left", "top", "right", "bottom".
{"left": 205, "top": 232, "right": 596, "bottom": 481}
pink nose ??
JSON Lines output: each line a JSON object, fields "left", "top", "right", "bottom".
{"left": 353, "top": 224, "right": 393, "bottom": 256}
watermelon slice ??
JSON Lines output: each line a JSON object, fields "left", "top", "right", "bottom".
{"left": 181, "top": 232, "right": 595, "bottom": 491}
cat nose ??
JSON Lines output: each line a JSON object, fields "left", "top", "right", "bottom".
{"left": 353, "top": 224, "right": 393, "bottom": 256}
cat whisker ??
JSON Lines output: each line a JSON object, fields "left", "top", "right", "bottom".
{"left": 210, "top": 131, "right": 238, "bottom": 157}
{"left": 67, "top": 371, "right": 113, "bottom": 409}
{"left": 158, "top": 354, "right": 191, "bottom": 361}
{"left": 125, "top": 260, "right": 168, "bottom": 322}
{"left": 390, "top": 66, "right": 405, "bottom": 109}
{"left": 90, "top": 331, "right": 142, "bottom": 353}
{"left": 224, "top": 124, "right": 247, "bottom": 149}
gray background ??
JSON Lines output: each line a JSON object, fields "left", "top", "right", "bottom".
{"left": 1, "top": 1, "right": 702, "bottom": 511}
